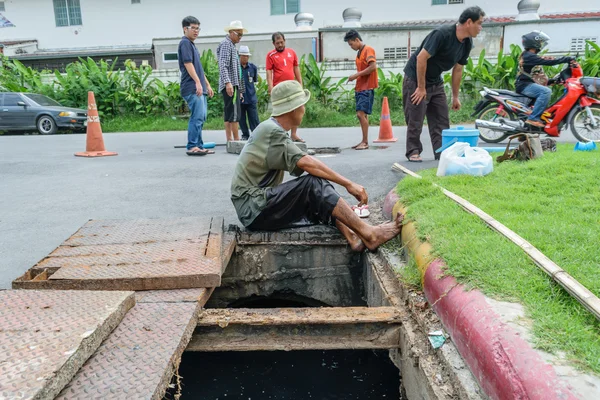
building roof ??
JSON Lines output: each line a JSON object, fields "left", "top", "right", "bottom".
{"left": 322, "top": 11, "right": 600, "bottom": 30}
{"left": 10, "top": 45, "right": 152, "bottom": 60}
{"left": 0, "top": 40, "right": 38, "bottom": 46}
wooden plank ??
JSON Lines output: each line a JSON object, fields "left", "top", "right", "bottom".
{"left": 197, "top": 307, "right": 404, "bottom": 326}
{"left": 188, "top": 323, "right": 402, "bottom": 352}
{"left": 392, "top": 162, "right": 600, "bottom": 322}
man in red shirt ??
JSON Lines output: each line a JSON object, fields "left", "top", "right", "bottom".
{"left": 266, "top": 32, "right": 304, "bottom": 142}
{"left": 345, "top": 29, "right": 378, "bottom": 150}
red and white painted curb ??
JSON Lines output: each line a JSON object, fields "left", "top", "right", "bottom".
{"left": 382, "top": 188, "right": 578, "bottom": 400}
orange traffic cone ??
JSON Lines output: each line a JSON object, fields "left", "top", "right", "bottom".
{"left": 374, "top": 96, "right": 397, "bottom": 143}
{"left": 75, "top": 92, "right": 117, "bottom": 157}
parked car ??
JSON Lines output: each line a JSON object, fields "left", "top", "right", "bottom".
{"left": 0, "top": 92, "right": 87, "bottom": 135}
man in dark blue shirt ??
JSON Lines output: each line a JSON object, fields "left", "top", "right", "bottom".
{"left": 178, "top": 16, "right": 215, "bottom": 156}
{"left": 238, "top": 45, "right": 260, "bottom": 140}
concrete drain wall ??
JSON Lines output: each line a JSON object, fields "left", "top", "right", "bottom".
{"left": 206, "top": 226, "right": 365, "bottom": 308}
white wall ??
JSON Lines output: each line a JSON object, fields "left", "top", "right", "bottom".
{"left": 0, "top": 0, "right": 597, "bottom": 50}
{"left": 504, "top": 20, "right": 600, "bottom": 53}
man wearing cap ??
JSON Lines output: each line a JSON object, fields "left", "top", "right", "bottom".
{"left": 239, "top": 45, "right": 260, "bottom": 141}
{"left": 217, "top": 20, "right": 247, "bottom": 142}
{"left": 231, "top": 80, "right": 404, "bottom": 252}
{"left": 266, "top": 32, "right": 304, "bottom": 143}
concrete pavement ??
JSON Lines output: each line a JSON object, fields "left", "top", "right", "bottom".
{"left": 0, "top": 125, "right": 577, "bottom": 288}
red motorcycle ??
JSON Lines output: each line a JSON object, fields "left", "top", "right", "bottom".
{"left": 473, "top": 62, "right": 600, "bottom": 143}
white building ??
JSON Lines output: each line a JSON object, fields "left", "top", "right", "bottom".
{"left": 0, "top": 0, "right": 598, "bottom": 71}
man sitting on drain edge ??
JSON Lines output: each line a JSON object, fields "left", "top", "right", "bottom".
{"left": 230, "top": 80, "right": 403, "bottom": 252}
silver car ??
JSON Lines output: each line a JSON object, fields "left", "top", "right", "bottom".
{"left": 0, "top": 92, "right": 87, "bottom": 135}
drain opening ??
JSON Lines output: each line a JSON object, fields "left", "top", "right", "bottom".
{"left": 166, "top": 350, "right": 400, "bottom": 400}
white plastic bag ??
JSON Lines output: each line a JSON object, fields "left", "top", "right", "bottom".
{"left": 436, "top": 142, "right": 493, "bottom": 177}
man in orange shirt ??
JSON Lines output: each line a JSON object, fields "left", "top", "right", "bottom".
{"left": 266, "top": 32, "right": 304, "bottom": 142}
{"left": 345, "top": 30, "right": 378, "bottom": 150}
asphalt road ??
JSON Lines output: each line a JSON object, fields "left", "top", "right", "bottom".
{"left": 0, "top": 125, "right": 577, "bottom": 288}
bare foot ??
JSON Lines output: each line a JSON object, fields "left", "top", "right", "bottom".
{"left": 363, "top": 213, "right": 404, "bottom": 251}
{"left": 347, "top": 231, "right": 366, "bottom": 252}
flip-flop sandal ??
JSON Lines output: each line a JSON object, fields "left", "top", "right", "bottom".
{"left": 186, "top": 149, "right": 207, "bottom": 156}
{"left": 408, "top": 155, "right": 423, "bottom": 163}
{"left": 355, "top": 144, "right": 369, "bottom": 150}
{"left": 204, "top": 149, "right": 215, "bottom": 154}
{"left": 352, "top": 205, "right": 370, "bottom": 218}
{"left": 293, "top": 138, "right": 306, "bottom": 143}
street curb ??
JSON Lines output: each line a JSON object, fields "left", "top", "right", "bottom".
{"left": 386, "top": 194, "right": 578, "bottom": 400}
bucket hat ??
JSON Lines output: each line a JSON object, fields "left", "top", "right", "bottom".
{"left": 224, "top": 20, "right": 248, "bottom": 34}
{"left": 271, "top": 81, "right": 311, "bottom": 117}
{"left": 239, "top": 45, "right": 251, "bottom": 56}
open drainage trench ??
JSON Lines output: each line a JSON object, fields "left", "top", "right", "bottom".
{"left": 167, "top": 227, "right": 418, "bottom": 399}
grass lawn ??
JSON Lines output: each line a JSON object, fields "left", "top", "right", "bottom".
{"left": 101, "top": 100, "right": 476, "bottom": 133}
{"left": 395, "top": 144, "right": 600, "bottom": 373}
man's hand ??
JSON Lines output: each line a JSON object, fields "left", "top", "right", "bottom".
{"left": 410, "top": 87, "right": 427, "bottom": 105}
{"left": 206, "top": 84, "right": 214, "bottom": 98}
{"left": 268, "top": 85, "right": 273, "bottom": 95}
{"left": 451, "top": 97, "right": 461, "bottom": 111}
{"left": 348, "top": 74, "right": 358, "bottom": 82}
{"left": 226, "top": 83, "right": 234, "bottom": 97}
{"left": 347, "top": 182, "right": 368, "bottom": 207}
{"left": 195, "top": 81, "right": 203, "bottom": 96}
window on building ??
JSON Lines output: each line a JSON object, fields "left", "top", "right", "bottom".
{"left": 131, "top": 0, "right": 141, "bottom": 4}
{"left": 271, "top": 0, "right": 300, "bottom": 15}
{"left": 53, "top": 0, "right": 82, "bottom": 27}
{"left": 384, "top": 47, "right": 408, "bottom": 60}
{"left": 570, "top": 37, "right": 598, "bottom": 52}
{"left": 0, "top": 2, "right": 6, "bottom": 12}
{"left": 432, "top": 0, "right": 463, "bottom": 4}
{"left": 163, "top": 53, "right": 178, "bottom": 62}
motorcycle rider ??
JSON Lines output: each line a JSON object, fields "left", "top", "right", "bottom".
{"left": 516, "top": 31, "right": 574, "bottom": 128}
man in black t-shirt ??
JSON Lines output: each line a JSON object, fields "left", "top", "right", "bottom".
{"left": 402, "top": 7, "right": 485, "bottom": 162}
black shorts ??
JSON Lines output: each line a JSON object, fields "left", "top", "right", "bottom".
{"left": 222, "top": 87, "right": 241, "bottom": 122}
{"left": 248, "top": 175, "right": 341, "bottom": 231}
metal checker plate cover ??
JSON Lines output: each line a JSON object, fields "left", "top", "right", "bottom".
{"left": 56, "top": 302, "right": 199, "bottom": 400}
{"left": 0, "top": 290, "right": 134, "bottom": 400}
{"left": 43, "top": 217, "right": 223, "bottom": 289}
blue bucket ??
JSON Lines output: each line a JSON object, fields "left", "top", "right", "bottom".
{"left": 437, "top": 126, "right": 479, "bottom": 153}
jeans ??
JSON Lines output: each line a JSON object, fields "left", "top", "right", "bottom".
{"left": 521, "top": 83, "right": 551, "bottom": 122}
{"left": 183, "top": 93, "right": 207, "bottom": 150}
{"left": 240, "top": 103, "right": 260, "bottom": 139}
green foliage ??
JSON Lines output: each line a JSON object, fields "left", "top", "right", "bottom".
{"left": 581, "top": 41, "right": 600, "bottom": 78}
{"left": 0, "top": 56, "right": 47, "bottom": 93}
{"left": 51, "top": 57, "right": 122, "bottom": 116}
{"left": 255, "top": 75, "right": 270, "bottom": 113}
{"left": 199, "top": 49, "right": 225, "bottom": 120}
{"left": 299, "top": 54, "right": 348, "bottom": 108}
{"left": 376, "top": 68, "right": 403, "bottom": 109}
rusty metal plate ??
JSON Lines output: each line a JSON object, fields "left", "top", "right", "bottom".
{"left": 0, "top": 290, "right": 135, "bottom": 400}
{"left": 56, "top": 302, "right": 200, "bottom": 400}
{"left": 135, "top": 288, "right": 211, "bottom": 304}
{"left": 34, "top": 217, "right": 227, "bottom": 291}
{"left": 63, "top": 218, "right": 212, "bottom": 247}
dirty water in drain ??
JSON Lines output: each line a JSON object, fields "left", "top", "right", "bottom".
{"left": 167, "top": 349, "right": 400, "bottom": 399}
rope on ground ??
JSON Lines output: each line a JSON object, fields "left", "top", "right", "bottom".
{"left": 391, "top": 162, "right": 600, "bottom": 323}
